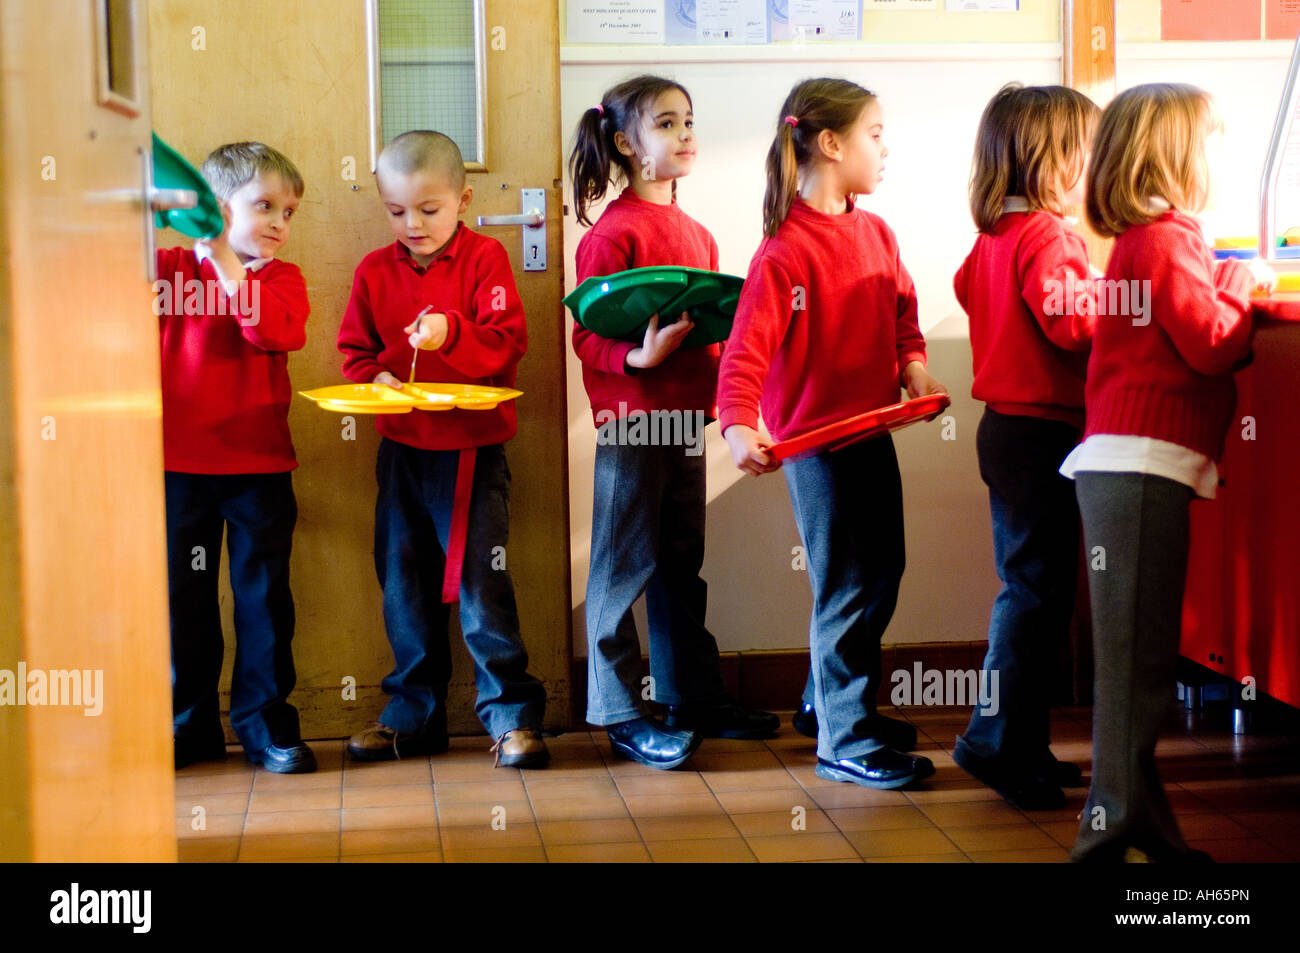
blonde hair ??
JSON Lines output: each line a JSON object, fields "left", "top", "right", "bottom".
{"left": 968, "top": 84, "right": 1099, "bottom": 234}
{"left": 202, "top": 142, "right": 304, "bottom": 200}
{"left": 763, "top": 78, "right": 876, "bottom": 239}
{"left": 377, "top": 130, "right": 466, "bottom": 190}
{"left": 1086, "top": 83, "right": 1215, "bottom": 238}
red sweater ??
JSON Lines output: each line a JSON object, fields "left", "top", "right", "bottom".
{"left": 1084, "top": 210, "right": 1254, "bottom": 461}
{"left": 954, "top": 210, "right": 1096, "bottom": 427}
{"left": 157, "top": 247, "right": 308, "bottom": 473}
{"left": 717, "top": 198, "right": 927, "bottom": 441}
{"left": 573, "top": 188, "right": 720, "bottom": 422}
{"left": 337, "top": 225, "right": 526, "bottom": 451}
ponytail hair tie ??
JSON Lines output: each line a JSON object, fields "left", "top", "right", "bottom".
{"left": 784, "top": 115, "right": 799, "bottom": 127}
{"left": 594, "top": 103, "right": 606, "bottom": 116}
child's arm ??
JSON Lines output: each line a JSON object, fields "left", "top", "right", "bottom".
{"left": 717, "top": 254, "right": 793, "bottom": 475}
{"left": 417, "top": 241, "right": 527, "bottom": 379}
{"left": 337, "top": 268, "right": 390, "bottom": 384}
{"left": 1144, "top": 225, "right": 1253, "bottom": 377}
{"left": 196, "top": 226, "right": 308, "bottom": 352}
{"left": 894, "top": 252, "right": 944, "bottom": 397}
{"left": 1018, "top": 223, "right": 1096, "bottom": 352}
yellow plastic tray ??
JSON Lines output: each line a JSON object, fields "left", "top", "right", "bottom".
{"left": 299, "top": 382, "right": 523, "bottom": 414}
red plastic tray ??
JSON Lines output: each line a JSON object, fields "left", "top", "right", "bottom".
{"left": 766, "top": 394, "right": 951, "bottom": 462}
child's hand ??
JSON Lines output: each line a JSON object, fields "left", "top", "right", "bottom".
{"left": 724, "top": 424, "right": 781, "bottom": 476}
{"left": 1246, "top": 259, "right": 1277, "bottom": 295}
{"left": 406, "top": 310, "right": 450, "bottom": 351}
{"left": 902, "top": 361, "right": 948, "bottom": 401}
{"left": 626, "top": 312, "right": 693, "bottom": 370}
{"left": 373, "top": 371, "right": 404, "bottom": 390}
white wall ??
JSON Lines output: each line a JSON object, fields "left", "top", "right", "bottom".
{"left": 560, "top": 40, "right": 1297, "bottom": 656}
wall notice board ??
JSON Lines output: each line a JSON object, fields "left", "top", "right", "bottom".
{"left": 563, "top": 0, "right": 1055, "bottom": 45}
{"left": 1152, "top": 0, "right": 1300, "bottom": 41}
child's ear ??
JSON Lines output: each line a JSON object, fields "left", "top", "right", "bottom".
{"left": 613, "top": 130, "right": 636, "bottom": 159}
{"left": 816, "top": 128, "right": 841, "bottom": 163}
{"left": 458, "top": 186, "right": 473, "bottom": 214}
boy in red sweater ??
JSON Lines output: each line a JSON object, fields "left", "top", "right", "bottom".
{"left": 337, "top": 130, "right": 548, "bottom": 769}
{"left": 160, "top": 142, "right": 315, "bottom": 773}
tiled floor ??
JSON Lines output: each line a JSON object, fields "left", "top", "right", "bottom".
{"left": 175, "top": 705, "right": 1300, "bottom": 863}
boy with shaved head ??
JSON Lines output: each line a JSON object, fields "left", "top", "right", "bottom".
{"left": 337, "top": 130, "right": 549, "bottom": 767}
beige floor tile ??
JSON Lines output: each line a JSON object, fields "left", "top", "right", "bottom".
{"left": 441, "top": 845, "right": 547, "bottom": 863}
{"left": 688, "top": 750, "right": 784, "bottom": 772}
{"left": 341, "top": 760, "right": 433, "bottom": 787}
{"left": 621, "top": 793, "right": 724, "bottom": 818}
{"left": 1035, "top": 819, "right": 1082, "bottom": 849}
{"left": 808, "top": 784, "right": 914, "bottom": 810}
{"left": 251, "top": 768, "right": 344, "bottom": 791}
{"left": 435, "top": 799, "right": 532, "bottom": 827}
{"left": 342, "top": 804, "right": 438, "bottom": 831}
{"left": 433, "top": 779, "right": 528, "bottom": 803}
{"left": 538, "top": 818, "right": 640, "bottom": 845}
{"left": 341, "top": 851, "right": 442, "bottom": 863}
{"left": 439, "top": 822, "right": 541, "bottom": 850}
{"left": 248, "top": 788, "right": 342, "bottom": 813}
{"left": 1186, "top": 838, "right": 1294, "bottom": 863}
{"left": 430, "top": 759, "right": 517, "bottom": 783}
{"left": 966, "top": 847, "right": 1070, "bottom": 862}
{"left": 902, "top": 783, "right": 1003, "bottom": 805}
{"left": 243, "top": 809, "right": 341, "bottom": 835}
{"left": 523, "top": 775, "right": 620, "bottom": 801}
{"left": 529, "top": 797, "right": 629, "bottom": 822}
{"left": 175, "top": 792, "right": 249, "bottom": 817}
{"left": 825, "top": 805, "right": 935, "bottom": 833}
{"left": 841, "top": 827, "right": 962, "bottom": 858}
{"left": 1176, "top": 813, "right": 1254, "bottom": 841}
{"left": 713, "top": 789, "right": 814, "bottom": 815}
{"left": 341, "top": 827, "right": 443, "bottom": 855}
{"left": 864, "top": 852, "right": 973, "bottom": 863}
{"left": 635, "top": 814, "right": 741, "bottom": 842}
{"left": 176, "top": 813, "right": 245, "bottom": 839}
{"left": 613, "top": 773, "right": 710, "bottom": 798}
{"left": 943, "top": 824, "right": 1058, "bottom": 852}
{"left": 917, "top": 799, "right": 1029, "bottom": 828}
{"left": 546, "top": 842, "right": 652, "bottom": 863}
{"left": 237, "top": 831, "right": 338, "bottom": 861}
{"left": 746, "top": 832, "right": 858, "bottom": 862}
{"left": 645, "top": 838, "right": 757, "bottom": 862}
{"left": 730, "top": 809, "right": 837, "bottom": 837}
{"left": 177, "top": 836, "right": 241, "bottom": 862}
{"left": 702, "top": 768, "right": 802, "bottom": 793}
{"left": 341, "top": 784, "right": 435, "bottom": 809}
{"left": 174, "top": 773, "right": 255, "bottom": 796}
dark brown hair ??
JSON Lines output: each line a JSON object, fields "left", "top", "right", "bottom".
{"left": 968, "top": 84, "right": 1099, "bottom": 233}
{"left": 568, "top": 75, "right": 692, "bottom": 226}
{"left": 763, "top": 78, "right": 876, "bottom": 238}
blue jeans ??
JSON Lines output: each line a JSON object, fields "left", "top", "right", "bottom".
{"left": 374, "top": 439, "right": 545, "bottom": 739}
{"left": 961, "top": 408, "right": 1081, "bottom": 765}
{"left": 585, "top": 417, "right": 727, "bottom": 725}
{"left": 784, "top": 436, "right": 905, "bottom": 761}
{"left": 166, "top": 471, "right": 300, "bottom": 753}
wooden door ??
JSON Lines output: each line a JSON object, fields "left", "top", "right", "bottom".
{"left": 146, "top": 0, "right": 572, "bottom": 737}
{"left": 0, "top": 0, "right": 175, "bottom": 860}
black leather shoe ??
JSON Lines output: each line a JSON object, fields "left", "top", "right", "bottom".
{"left": 174, "top": 737, "right": 228, "bottom": 771}
{"left": 665, "top": 700, "right": 780, "bottom": 739}
{"left": 815, "top": 748, "right": 935, "bottom": 790}
{"left": 790, "top": 704, "right": 918, "bottom": 750}
{"left": 250, "top": 742, "right": 318, "bottom": 774}
{"left": 607, "top": 716, "right": 701, "bottom": 770}
{"left": 953, "top": 735, "right": 1063, "bottom": 810}
{"left": 792, "top": 703, "right": 818, "bottom": 739}
{"left": 1035, "top": 750, "right": 1084, "bottom": 787}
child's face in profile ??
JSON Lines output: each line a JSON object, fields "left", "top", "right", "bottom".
{"left": 618, "top": 87, "right": 696, "bottom": 183}
{"left": 223, "top": 172, "right": 299, "bottom": 262}
{"left": 840, "top": 100, "right": 887, "bottom": 195}
{"left": 378, "top": 169, "right": 472, "bottom": 266}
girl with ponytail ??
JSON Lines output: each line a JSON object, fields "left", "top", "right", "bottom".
{"left": 718, "top": 78, "right": 946, "bottom": 790}
{"left": 568, "top": 75, "right": 779, "bottom": 770}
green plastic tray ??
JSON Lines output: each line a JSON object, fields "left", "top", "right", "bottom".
{"left": 152, "top": 132, "right": 224, "bottom": 240}
{"left": 563, "top": 266, "right": 742, "bottom": 348}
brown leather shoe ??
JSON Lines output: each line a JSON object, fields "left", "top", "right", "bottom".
{"left": 347, "top": 722, "right": 449, "bottom": 762}
{"left": 491, "top": 729, "right": 549, "bottom": 769}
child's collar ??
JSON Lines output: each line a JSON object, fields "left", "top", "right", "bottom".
{"left": 194, "top": 244, "right": 272, "bottom": 273}
{"left": 394, "top": 222, "right": 464, "bottom": 270}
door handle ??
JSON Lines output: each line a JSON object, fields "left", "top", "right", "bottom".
{"left": 475, "top": 189, "right": 546, "bottom": 271}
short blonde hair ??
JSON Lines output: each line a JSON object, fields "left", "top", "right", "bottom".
{"left": 968, "top": 84, "right": 1099, "bottom": 234}
{"left": 377, "top": 130, "right": 466, "bottom": 189}
{"left": 202, "top": 142, "right": 304, "bottom": 200}
{"left": 1086, "top": 83, "right": 1214, "bottom": 238}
